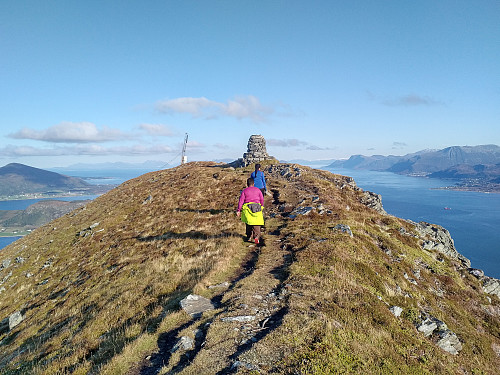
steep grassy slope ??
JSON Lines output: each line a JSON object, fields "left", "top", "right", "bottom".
{"left": 0, "top": 162, "right": 499, "bottom": 374}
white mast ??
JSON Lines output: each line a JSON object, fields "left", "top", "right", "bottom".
{"left": 181, "top": 133, "right": 188, "bottom": 164}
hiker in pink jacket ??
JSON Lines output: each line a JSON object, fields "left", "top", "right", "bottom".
{"left": 237, "top": 178, "right": 264, "bottom": 244}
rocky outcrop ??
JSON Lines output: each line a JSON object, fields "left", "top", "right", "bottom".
{"left": 230, "top": 135, "right": 276, "bottom": 167}
{"left": 469, "top": 268, "right": 500, "bottom": 299}
{"left": 360, "top": 190, "right": 386, "bottom": 214}
{"left": 413, "top": 221, "right": 471, "bottom": 268}
{"left": 414, "top": 314, "right": 462, "bottom": 355}
{"left": 482, "top": 277, "right": 500, "bottom": 298}
{"left": 333, "top": 224, "right": 353, "bottom": 237}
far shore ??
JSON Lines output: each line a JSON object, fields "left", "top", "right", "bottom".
{"left": 0, "top": 186, "right": 115, "bottom": 202}
{"left": 433, "top": 186, "right": 500, "bottom": 194}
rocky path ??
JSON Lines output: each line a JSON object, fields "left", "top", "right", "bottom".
{"left": 135, "top": 220, "right": 293, "bottom": 374}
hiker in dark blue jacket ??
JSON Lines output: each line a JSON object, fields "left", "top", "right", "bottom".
{"left": 251, "top": 164, "right": 266, "bottom": 196}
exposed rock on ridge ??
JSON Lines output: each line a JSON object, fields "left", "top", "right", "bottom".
{"left": 413, "top": 221, "right": 471, "bottom": 268}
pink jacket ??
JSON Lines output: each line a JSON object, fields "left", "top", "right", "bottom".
{"left": 237, "top": 186, "right": 264, "bottom": 212}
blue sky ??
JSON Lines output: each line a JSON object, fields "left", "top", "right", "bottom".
{"left": 1, "top": 0, "right": 499, "bottom": 168}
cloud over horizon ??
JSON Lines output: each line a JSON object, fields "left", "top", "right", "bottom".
{"left": 267, "top": 138, "right": 333, "bottom": 151}
{"left": 155, "top": 95, "right": 274, "bottom": 122}
{"left": 8, "top": 122, "right": 128, "bottom": 143}
{"left": 368, "top": 91, "right": 443, "bottom": 107}
{"left": 267, "top": 138, "right": 307, "bottom": 147}
{"left": 0, "top": 144, "right": 174, "bottom": 157}
{"left": 138, "top": 123, "right": 175, "bottom": 137}
{"left": 383, "top": 94, "right": 443, "bottom": 107}
{"left": 392, "top": 141, "right": 408, "bottom": 149}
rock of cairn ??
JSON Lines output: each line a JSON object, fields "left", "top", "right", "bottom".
{"left": 231, "top": 135, "right": 276, "bottom": 167}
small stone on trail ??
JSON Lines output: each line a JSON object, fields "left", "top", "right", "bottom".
{"left": 180, "top": 294, "right": 215, "bottom": 317}
{"left": 208, "top": 281, "right": 230, "bottom": 289}
{"left": 221, "top": 315, "right": 256, "bottom": 323}
{"left": 170, "top": 336, "right": 194, "bottom": 353}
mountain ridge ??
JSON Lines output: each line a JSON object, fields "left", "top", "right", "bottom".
{"left": 328, "top": 144, "right": 500, "bottom": 175}
{"left": 0, "top": 161, "right": 499, "bottom": 373}
{"left": 327, "top": 145, "right": 500, "bottom": 192}
{"left": 0, "top": 163, "right": 114, "bottom": 199}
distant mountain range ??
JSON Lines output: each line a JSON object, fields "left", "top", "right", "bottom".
{"left": 0, "top": 163, "right": 113, "bottom": 198}
{"left": 327, "top": 145, "right": 500, "bottom": 182}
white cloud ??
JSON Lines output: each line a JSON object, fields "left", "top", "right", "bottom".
{"left": 213, "top": 143, "right": 230, "bottom": 149}
{"left": 392, "top": 141, "right": 408, "bottom": 149}
{"left": 383, "top": 94, "right": 443, "bottom": 107}
{"left": 368, "top": 91, "right": 443, "bottom": 107}
{"left": 268, "top": 138, "right": 333, "bottom": 151}
{"left": 0, "top": 144, "right": 174, "bottom": 157}
{"left": 8, "top": 122, "right": 127, "bottom": 143}
{"left": 156, "top": 97, "right": 218, "bottom": 116}
{"left": 392, "top": 142, "right": 408, "bottom": 147}
{"left": 223, "top": 96, "right": 273, "bottom": 122}
{"left": 186, "top": 141, "right": 205, "bottom": 149}
{"left": 155, "top": 95, "right": 274, "bottom": 123}
{"left": 139, "top": 123, "right": 175, "bottom": 136}
{"left": 267, "top": 138, "right": 307, "bottom": 147}
{"left": 306, "top": 145, "right": 332, "bottom": 151}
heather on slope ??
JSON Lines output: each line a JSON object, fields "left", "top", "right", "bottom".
{"left": 0, "top": 162, "right": 499, "bottom": 374}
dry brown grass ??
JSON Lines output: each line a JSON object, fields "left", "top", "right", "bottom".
{"left": 0, "top": 161, "right": 499, "bottom": 374}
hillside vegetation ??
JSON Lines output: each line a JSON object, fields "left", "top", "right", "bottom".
{"left": 0, "top": 162, "right": 499, "bottom": 374}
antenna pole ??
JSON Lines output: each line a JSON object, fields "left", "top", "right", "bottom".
{"left": 181, "top": 133, "right": 188, "bottom": 164}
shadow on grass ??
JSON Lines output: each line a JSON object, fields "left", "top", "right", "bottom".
{"left": 175, "top": 208, "right": 232, "bottom": 215}
{"left": 79, "top": 291, "right": 192, "bottom": 374}
{"left": 139, "top": 317, "right": 200, "bottom": 375}
{"left": 135, "top": 230, "right": 241, "bottom": 242}
{"left": 138, "top": 243, "right": 264, "bottom": 374}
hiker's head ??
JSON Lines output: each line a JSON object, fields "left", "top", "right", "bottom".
{"left": 247, "top": 177, "right": 255, "bottom": 187}
{"left": 255, "top": 163, "right": 261, "bottom": 171}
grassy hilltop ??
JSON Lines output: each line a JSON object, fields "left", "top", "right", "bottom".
{"left": 0, "top": 162, "right": 499, "bottom": 374}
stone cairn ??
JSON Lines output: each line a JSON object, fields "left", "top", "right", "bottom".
{"left": 230, "top": 134, "right": 276, "bottom": 167}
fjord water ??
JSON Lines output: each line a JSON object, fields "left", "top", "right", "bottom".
{"left": 324, "top": 167, "right": 500, "bottom": 279}
{"left": 0, "top": 236, "right": 22, "bottom": 248}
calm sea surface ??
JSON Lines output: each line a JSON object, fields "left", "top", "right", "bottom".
{"left": 323, "top": 167, "right": 500, "bottom": 279}
{"left": 0, "top": 236, "right": 22, "bottom": 248}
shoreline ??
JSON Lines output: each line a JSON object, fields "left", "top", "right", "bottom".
{"left": 0, "top": 184, "right": 117, "bottom": 202}
{"left": 432, "top": 186, "right": 500, "bottom": 194}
